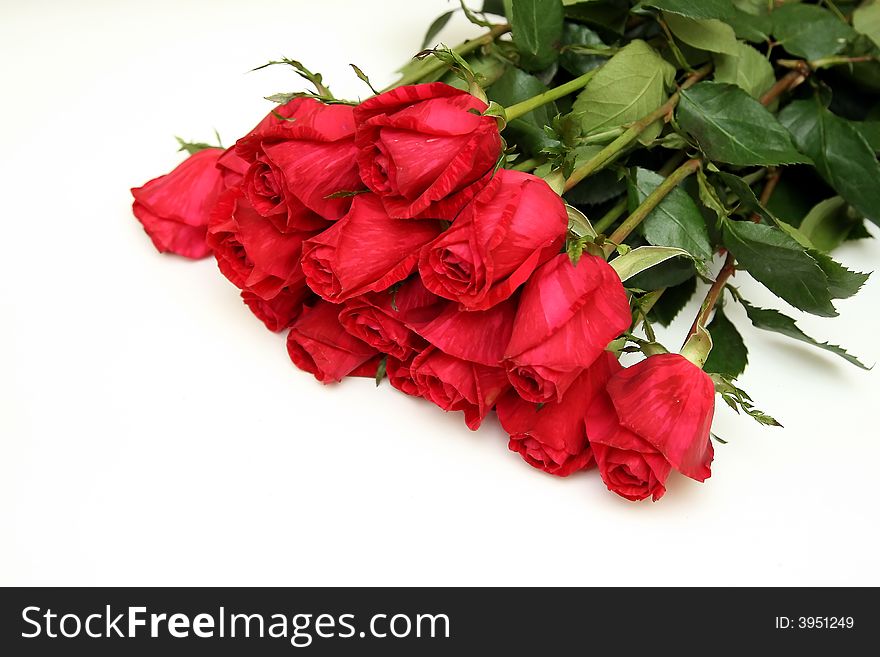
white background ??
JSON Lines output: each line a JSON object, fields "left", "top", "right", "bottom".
{"left": 1, "top": 0, "right": 878, "bottom": 587}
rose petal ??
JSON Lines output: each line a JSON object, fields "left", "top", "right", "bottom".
{"left": 504, "top": 253, "right": 631, "bottom": 402}
{"left": 605, "top": 353, "right": 715, "bottom": 482}
{"left": 301, "top": 194, "right": 441, "bottom": 302}
{"left": 286, "top": 301, "right": 377, "bottom": 384}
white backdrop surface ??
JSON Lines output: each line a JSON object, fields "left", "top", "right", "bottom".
{"left": 1, "top": 0, "right": 878, "bottom": 586}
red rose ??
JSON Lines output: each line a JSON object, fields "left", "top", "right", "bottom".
{"left": 207, "top": 188, "right": 316, "bottom": 327}
{"left": 410, "top": 347, "right": 509, "bottom": 430}
{"left": 131, "top": 148, "right": 225, "bottom": 259}
{"left": 287, "top": 301, "right": 378, "bottom": 383}
{"left": 354, "top": 83, "right": 502, "bottom": 219}
{"left": 504, "top": 253, "right": 631, "bottom": 404}
{"left": 497, "top": 352, "right": 619, "bottom": 477}
{"left": 217, "top": 100, "right": 311, "bottom": 191}
{"left": 385, "top": 356, "right": 420, "bottom": 396}
{"left": 407, "top": 299, "right": 515, "bottom": 429}
{"left": 241, "top": 285, "right": 313, "bottom": 332}
{"left": 603, "top": 353, "right": 715, "bottom": 482}
{"left": 419, "top": 169, "right": 567, "bottom": 310}
{"left": 233, "top": 98, "right": 361, "bottom": 229}
{"left": 301, "top": 194, "right": 442, "bottom": 302}
{"left": 587, "top": 389, "right": 672, "bottom": 501}
{"left": 338, "top": 277, "right": 443, "bottom": 360}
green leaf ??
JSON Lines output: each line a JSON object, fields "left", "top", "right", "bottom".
{"left": 509, "top": 0, "right": 565, "bottom": 71}
{"left": 421, "top": 10, "right": 455, "bottom": 49}
{"left": 459, "top": 0, "right": 494, "bottom": 27}
{"left": 563, "top": 0, "right": 630, "bottom": 34}
{"left": 808, "top": 250, "right": 870, "bottom": 300}
{"left": 799, "top": 197, "right": 863, "bottom": 252}
{"left": 566, "top": 204, "right": 597, "bottom": 238}
{"left": 722, "top": 220, "right": 837, "bottom": 317}
{"left": 572, "top": 40, "right": 676, "bottom": 143}
{"left": 648, "top": 276, "right": 697, "bottom": 326}
{"left": 627, "top": 254, "right": 695, "bottom": 289}
{"left": 559, "top": 22, "right": 607, "bottom": 76}
{"left": 663, "top": 13, "right": 738, "bottom": 55}
{"left": 854, "top": 121, "right": 880, "bottom": 153}
{"left": 697, "top": 167, "right": 729, "bottom": 223}
{"left": 677, "top": 82, "right": 808, "bottom": 166}
{"left": 704, "top": 306, "right": 748, "bottom": 378}
{"left": 739, "top": 300, "right": 869, "bottom": 369}
{"left": 375, "top": 356, "right": 388, "bottom": 386}
{"left": 712, "top": 41, "right": 774, "bottom": 99}
{"left": 779, "top": 99, "right": 880, "bottom": 226}
{"left": 640, "top": 0, "right": 734, "bottom": 20}
{"left": 609, "top": 245, "right": 693, "bottom": 282}
{"left": 716, "top": 171, "right": 773, "bottom": 223}
{"left": 710, "top": 373, "right": 782, "bottom": 426}
{"left": 486, "top": 67, "right": 557, "bottom": 155}
{"left": 771, "top": 3, "right": 856, "bottom": 61}
{"left": 175, "top": 136, "right": 217, "bottom": 155}
{"left": 349, "top": 63, "right": 378, "bottom": 94}
{"left": 726, "top": 7, "right": 772, "bottom": 43}
{"left": 629, "top": 168, "right": 713, "bottom": 261}
{"left": 854, "top": 0, "right": 880, "bottom": 49}
{"left": 482, "top": 0, "right": 507, "bottom": 15}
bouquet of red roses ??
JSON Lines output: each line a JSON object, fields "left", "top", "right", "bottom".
{"left": 130, "top": 0, "right": 877, "bottom": 503}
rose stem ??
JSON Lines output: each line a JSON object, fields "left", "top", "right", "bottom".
{"left": 504, "top": 68, "right": 601, "bottom": 122}
{"left": 759, "top": 66, "right": 808, "bottom": 106}
{"left": 381, "top": 24, "right": 511, "bottom": 92}
{"left": 591, "top": 197, "right": 627, "bottom": 234}
{"left": 682, "top": 169, "right": 781, "bottom": 346}
{"left": 563, "top": 63, "right": 712, "bottom": 192}
{"left": 682, "top": 62, "right": 809, "bottom": 348}
{"left": 510, "top": 156, "right": 542, "bottom": 172}
{"left": 602, "top": 158, "right": 702, "bottom": 258}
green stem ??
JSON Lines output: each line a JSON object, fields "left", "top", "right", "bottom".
{"left": 381, "top": 24, "right": 511, "bottom": 92}
{"left": 810, "top": 54, "right": 877, "bottom": 69}
{"left": 563, "top": 63, "right": 712, "bottom": 192}
{"left": 591, "top": 197, "right": 627, "bottom": 234}
{"left": 510, "top": 157, "right": 542, "bottom": 172}
{"left": 577, "top": 126, "right": 626, "bottom": 146}
{"left": 504, "top": 68, "right": 600, "bottom": 122}
{"left": 603, "top": 158, "right": 702, "bottom": 257}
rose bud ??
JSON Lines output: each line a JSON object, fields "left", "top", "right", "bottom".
{"left": 603, "top": 353, "right": 715, "bottom": 483}
{"left": 241, "top": 284, "right": 313, "bottom": 332}
{"left": 208, "top": 188, "right": 316, "bottom": 326}
{"left": 419, "top": 169, "right": 567, "bottom": 310}
{"left": 587, "top": 389, "right": 672, "bottom": 502}
{"left": 410, "top": 347, "right": 509, "bottom": 430}
{"left": 234, "top": 98, "right": 361, "bottom": 229}
{"left": 504, "top": 253, "right": 631, "bottom": 404}
{"left": 286, "top": 301, "right": 378, "bottom": 384}
{"left": 497, "top": 352, "right": 620, "bottom": 477}
{"left": 130, "top": 148, "right": 225, "bottom": 259}
{"left": 385, "top": 356, "right": 420, "bottom": 397}
{"left": 338, "top": 277, "right": 444, "bottom": 361}
{"left": 301, "top": 194, "right": 442, "bottom": 302}
{"left": 354, "top": 82, "right": 502, "bottom": 219}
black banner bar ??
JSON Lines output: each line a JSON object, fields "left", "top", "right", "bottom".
{"left": 0, "top": 587, "right": 873, "bottom": 655}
